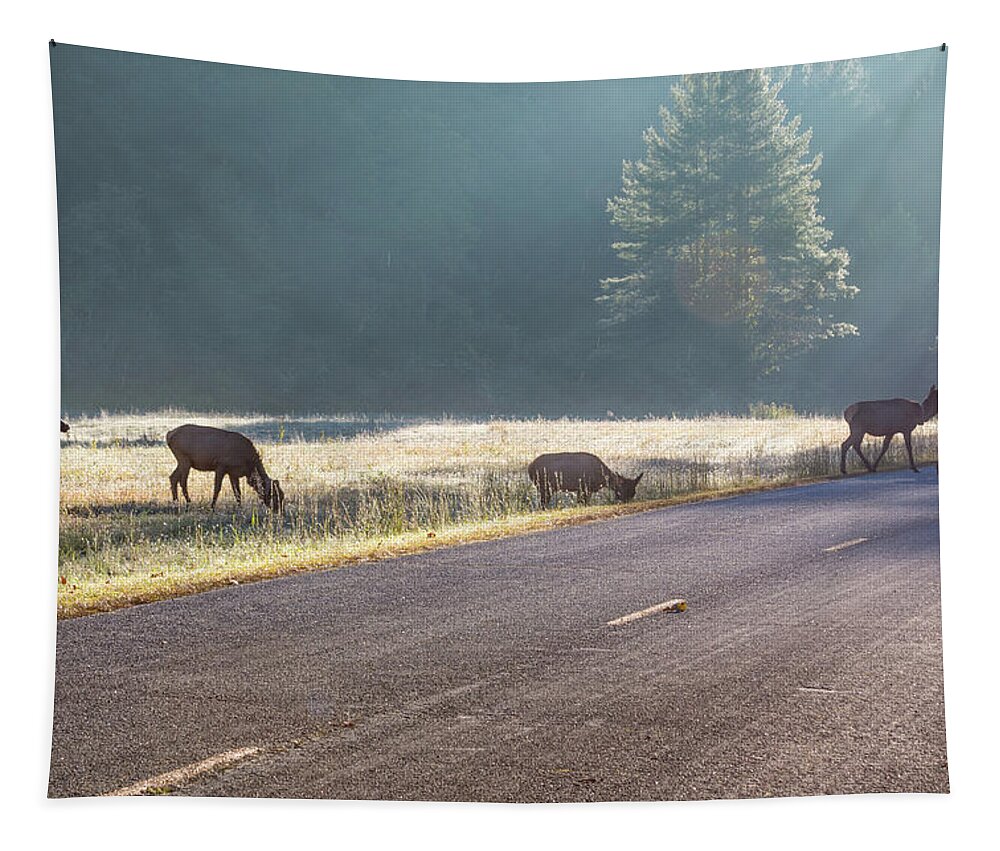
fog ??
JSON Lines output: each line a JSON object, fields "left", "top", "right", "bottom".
{"left": 50, "top": 44, "right": 945, "bottom": 416}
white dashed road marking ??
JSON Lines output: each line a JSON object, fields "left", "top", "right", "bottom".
{"left": 607, "top": 598, "right": 687, "bottom": 627}
{"left": 822, "top": 537, "right": 869, "bottom": 553}
{"left": 104, "top": 746, "right": 262, "bottom": 796}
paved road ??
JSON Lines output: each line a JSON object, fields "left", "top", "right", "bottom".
{"left": 49, "top": 469, "right": 948, "bottom": 800}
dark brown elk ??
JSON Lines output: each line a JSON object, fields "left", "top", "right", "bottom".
{"left": 60, "top": 420, "right": 70, "bottom": 433}
{"left": 528, "top": 452, "right": 643, "bottom": 507}
{"left": 840, "top": 385, "right": 938, "bottom": 475}
{"left": 167, "top": 424, "right": 285, "bottom": 511}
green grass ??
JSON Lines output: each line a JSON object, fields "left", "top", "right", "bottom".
{"left": 57, "top": 411, "right": 938, "bottom": 618}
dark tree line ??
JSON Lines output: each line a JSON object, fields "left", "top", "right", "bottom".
{"left": 51, "top": 45, "right": 945, "bottom": 416}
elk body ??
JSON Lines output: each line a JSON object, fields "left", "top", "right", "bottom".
{"left": 840, "top": 385, "right": 938, "bottom": 475}
{"left": 528, "top": 452, "right": 643, "bottom": 507}
{"left": 167, "top": 424, "right": 285, "bottom": 511}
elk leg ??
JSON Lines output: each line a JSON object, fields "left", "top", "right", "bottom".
{"left": 842, "top": 431, "right": 872, "bottom": 473}
{"left": 538, "top": 482, "right": 550, "bottom": 508}
{"left": 578, "top": 489, "right": 590, "bottom": 506}
{"left": 904, "top": 430, "right": 919, "bottom": 472}
{"left": 229, "top": 473, "right": 242, "bottom": 503}
{"left": 851, "top": 439, "right": 873, "bottom": 472}
{"left": 541, "top": 473, "right": 556, "bottom": 508}
{"left": 211, "top": 470, "right": 225, "bottom": 509}
{"left": 180, "top": 467, "right": 191, "bottom": 503}
{"left": 840, "top": 437, "right": 852, "bottom": 475}
{"left": 170, "top": 462, "right": 191, "bottom": 503}
{"left": 871, "top": 434, "right": 894, "bottom": 471}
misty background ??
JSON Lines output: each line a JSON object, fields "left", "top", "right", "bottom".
{"left": 50, "top": 44, "right": 945, "bottom": 416}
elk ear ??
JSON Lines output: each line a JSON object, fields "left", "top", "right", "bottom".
{"left": 635, "top": 472, "right": 644, "bottom": 483}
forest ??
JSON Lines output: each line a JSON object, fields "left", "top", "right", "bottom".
{"left": 50, "top": 44, "right": 945, "bottom": 416}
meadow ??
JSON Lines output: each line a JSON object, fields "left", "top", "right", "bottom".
{"left": 57, "top": 410, "right": 938, "bottom": 617}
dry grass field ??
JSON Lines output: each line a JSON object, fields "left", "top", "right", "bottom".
{"left": 57, "top": 410, "right": 937, "bottom": 617}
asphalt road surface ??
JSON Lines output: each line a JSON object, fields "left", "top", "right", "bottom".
{"left": 49, "top": 468, "right": 948, "bottom": 801}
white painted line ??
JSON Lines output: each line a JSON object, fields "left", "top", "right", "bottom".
{"left": 607, "top": 598, "right": 687, "bottom": 627}
{"left": 798, "top": 685, "right": 853, "bottom": 695}
{"left": 822, "top": 537, "right": 869, "bottom": 553}
{"left": 104, "top": 746, "right": 262, "bottom": 796}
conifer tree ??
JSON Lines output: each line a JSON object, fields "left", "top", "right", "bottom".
{"left": 600, "top": 69, "right": 858, "bottom": 378}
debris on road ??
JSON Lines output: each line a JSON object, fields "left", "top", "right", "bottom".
{"left": 607, "top": 598, "right": 688, "bottom": 626}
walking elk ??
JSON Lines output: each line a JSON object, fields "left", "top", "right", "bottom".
{"left": 840, "top": 385, "right": 937, "bottom": 475}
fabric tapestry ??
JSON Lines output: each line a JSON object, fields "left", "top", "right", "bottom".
{"left": 49, "top": 43, "right": 947, "bottom": 801}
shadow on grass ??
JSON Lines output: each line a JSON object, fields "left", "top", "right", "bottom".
{"left": 64, "top": 500, "right": 169, "bottom": 517}
{"left": 217, "top": 418, "right": 412, "bottom": 443}
{"left": 60, "top": 417, "right": 414, "bottom": 448}
{"left": 59, "top": 475, "right": 537, "bottom": 557}
{"left": 62, "top": 436, "right": 164, "bottom": 449}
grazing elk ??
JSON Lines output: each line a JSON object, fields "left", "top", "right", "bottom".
{"left": 166, "top": 424, "right": 285, "bottom": 511}
{"left": 528, "top": 452, "right": 643, "bottom": 507}
{"left": 840, "top": 385, "right": 938, "bottom": 475}
{"left": 60, "top": 420, "right": 70, "bottom": 433}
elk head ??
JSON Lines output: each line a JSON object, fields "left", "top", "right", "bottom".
{"left": 615, "top": 472, "right": 644, "bottom": 503}
{"left": 249, "top": 470, "right": 285, "bottom": 512}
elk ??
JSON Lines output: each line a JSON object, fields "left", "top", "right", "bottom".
{"left": 166, "top": 424, "right": 285, "bottom": 511}
{"left": 840, "top": 385, "right": 938, "bottom": 475}
{"left": 60, "top": 420, "right": 70, "bottom": 433}
{"left": 528, "top": 452, "right": 643, "bottom": 507}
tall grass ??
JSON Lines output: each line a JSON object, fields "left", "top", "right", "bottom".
{"left": 57, "top": 411, "right": 937, "bottom": 614}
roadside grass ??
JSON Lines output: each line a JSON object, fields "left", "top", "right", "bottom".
{"left": 57, "top": 411, "right": 938, "bottom": 618}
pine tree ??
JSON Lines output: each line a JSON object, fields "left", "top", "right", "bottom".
{"left": 600, "top": 69, "right": 858, "bottom": 379}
